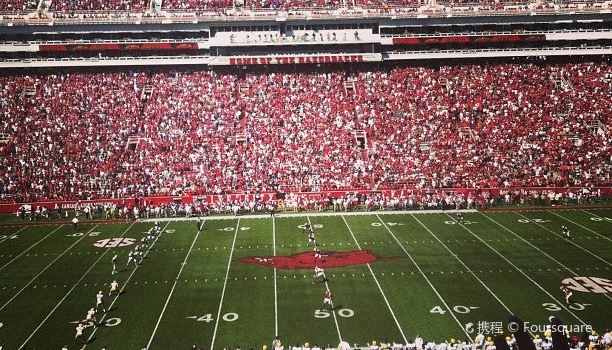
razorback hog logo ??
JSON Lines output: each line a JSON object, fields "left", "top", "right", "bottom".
{"left": 240, "top": 250, "right": 393, "bottom": 270}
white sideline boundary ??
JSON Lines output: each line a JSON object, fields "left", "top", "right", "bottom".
{"left": 147, "top": 220, "right": 205, "bottom": 349}
{"left": 18, "top": 222, "right": 136, "bottom": 349}
{"left": 272, "top": 216, "right": 279, "bottom": 337}
{"left": 209, "top": 219, "right": 241, "bottom": 350}
{"left": 480, "top": 213, "right": 612, "bottom": 303}
{"left": 515, "top": 212, "right": 612, "bottom": 268}
{"left": 341, "top": 215, "right": 408, "bottom": 344}
{"left": 85, "top": 222, "right": 171, "bottom": 347}
{"left": 445, "top": 213, "right": 589, "bottom": 326}
{"left": 376, "top": 214, "right": 471, "bottom": 339}
{"left": 0, "top": 225, "right": 63, "bottom": 272}
{"left": 551, "top": 210, "right": 612, "bottom": 242}
{"left": 0, "top": 224, "right": 99, "bottom": 312}
{"left": 307, "top": 216, "right": 343, "bottom": 343}
{"left": 140, "top": 209, "right": 478, "bottom": 222}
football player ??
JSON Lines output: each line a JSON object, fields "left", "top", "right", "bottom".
{"left": 85, "top": 307, "right": 96, "bottom": 324}
{"left": 321, "top": 289, "right": 333, "bottom": 310}
{"left": 96, "top": 290, "right": 106, "bottom": 313}
{"left": 313, "top": 266, "right": 327, "bottom": 283}
{"left": 562, "top": 225, "right": 571, "bottom": 239}
{"left": 308, "top": 231, "right": 316, "bottom": 246}
{"left": 314, "top": 247, "right": 322, "bottom": 260}
{"left": 561, "top": 285, "right": 574, "bottom": 304}
{"left": 456, "top": 212, "right": 464, "bottom": 223}
{"left": 533, "top": 335, "right": 543, "bottom": 349}
{"left": 303, "top": 222, "right": 312, "bottom": 235}
{"left": 111, "top": 253, "right": 118, "bottom": 275}
{"left": 127, "top": 250, "right": 135, "bottom": 267}
{"left": 109, "top": 280, "right": 119, "bottom": 296}
{"left": 74, "top": 323, "right": 84, "bottom": 345}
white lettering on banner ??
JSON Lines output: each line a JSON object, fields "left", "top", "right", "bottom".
{"left": 561, "top": 277, "right": 612, "bottom": 294}
{"left": 93, "top": 238, "right": 136, "bottom": 248}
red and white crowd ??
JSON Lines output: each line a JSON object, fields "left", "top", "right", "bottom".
{"left": 1, "top": 0, "right": 608, "bottom": 14}
{"left": 0, "top": 62, "right": 610, "bottom": 204}
{"left": 50, "top": 0, "right": 147, "bottom": 12}
{"left": 0, "top": 0, "right": 38, "bottom": 12}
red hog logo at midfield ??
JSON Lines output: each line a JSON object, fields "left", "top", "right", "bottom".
{"left": 240, "top": 250, "right": 395, "bottom": 270}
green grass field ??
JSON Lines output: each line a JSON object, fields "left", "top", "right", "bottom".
{"left": 0, "top": 208, "right": 610, "bottom": 350}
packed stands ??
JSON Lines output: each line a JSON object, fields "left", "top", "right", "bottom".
{"left": 0, "top": 62, "right": 610, "bottom": 203}
{"left": 0, "top": 0, "right": 38, "bottom": 12}
{"left": 0, "top": 0, "right": 605, "bottom": 13}
{"left": 50, "top": 0, "right": 147, "bottom": 12}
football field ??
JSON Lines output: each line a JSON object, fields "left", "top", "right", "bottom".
{"left": 0, "top": 209, "right": 610, "bottom": 350}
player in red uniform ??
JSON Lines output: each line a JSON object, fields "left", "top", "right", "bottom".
{"left": 314, "top": 246, "right": 322, "bottom": 259}
{"left": 321, "top": 289, "right": 333, "bottom": 309}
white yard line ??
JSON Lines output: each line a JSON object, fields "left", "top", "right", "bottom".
{"left": 18, "top": 221, "right": 136, "bottom": 349}
{"left": 209, "top": 219, "right": 241, "bottom": 350}
{"left": 0, "top": 224, "right": 99, "bottom": 312}
{"left": 515, "top": 212, "right": 611, "bottom": 268}
{"left": 341, "top": 216, "right": 408, "bottom": 344}
{"left": 0, "top": 226, "right": 27, "bottom": 244}
{"left": 307, "top": 216, "right": 343, "bottom": 343}
{"left": 444, "top": 213, "right": 589, "bottom": 326}
{"left": 147, "top": 220, "right": 206, "bottom": 349}
{"left": 140, "top": 209, "right": 478, "bottom": 222}
{"left": 410, "top": 214, "right": 541, "bottom": 337}
{"left": 550, "top": 211, "right": 611, "bottom": 242}
{"left": 85, "top": 222, "right": 171, "bottom": 346}
{"left": 376, "top": 214, "right": 471, "bottom": 339}
{"left": 272, "top": 216, "right": 278, "bottom": 337}
{"left": 0, "top": 225, "right": 63, "bottom": 272}
{"left": 480, "top": 213, "right": 612, "bottom": 302}
{"left": 411, "top": 214, "right": 521, "bottom": 313}
{"left": 581, "top": 209, "right": 612, "bottom": 219}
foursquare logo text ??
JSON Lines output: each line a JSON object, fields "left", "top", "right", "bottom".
{"left": 509, "top": 322, "right": 593, "bottom": 334}
{"left": 465, "top": 321, "right": 593, "bottom": 334}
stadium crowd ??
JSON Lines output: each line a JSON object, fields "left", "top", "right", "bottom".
{"left": 0, "top": 0, "right": 38, "bottom": 12}
{"left": 49, "top": 0, "right": 147, "bottom": 12}
{"left": 0, "top": 62, "right": 610, "bottom": 204}
{"left": 189, "top": 329, "right": 612, "bottom": 350}
{"left": 1, "top": 0, "right": 605, "bottom": 13}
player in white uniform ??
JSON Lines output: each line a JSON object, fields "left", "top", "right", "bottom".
{"left": 85, "top": 307, "right": 96, "bottom": 324}
{"left": 588, "top": 331, "right": 599, "bottom": 349}
{"left": 127, "top": 250, "right": 135, "bottom": 267}
{"left": 111, "top": 254, "right": 118, "bottom": 275}
{"left": 109, "top": 280, "right": 119, "bottom": 296}
{"left": 313, "top": 266, "right": 326, "bottom": 283}
{"left": 562, "top": 225, "right": 571, "bottom": 239}
{"left": 456, "top": 212, "right": 464, "bottom": 223}
{"left": 96, "top": 290, "right": 106, "bottom": 313}
{"left": 561, "top": 285, "right": 573, "bottom": 304}
{"left": 338, "top": 341, "right": 350, "bottom": 350}
{"left": 308, "top": 232, "right": 316, "bottom": 246}
{"left": 303, "top": 222, "right": 312, "bottom": 235}
{"left": 74, "top": 323, "right": 84, "bottom": 345}
{"left": 533, "top": 335, "right": 543, "bottom": 350}
{"left": 136, "top": 245, "right": 144, "bottom": 262}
